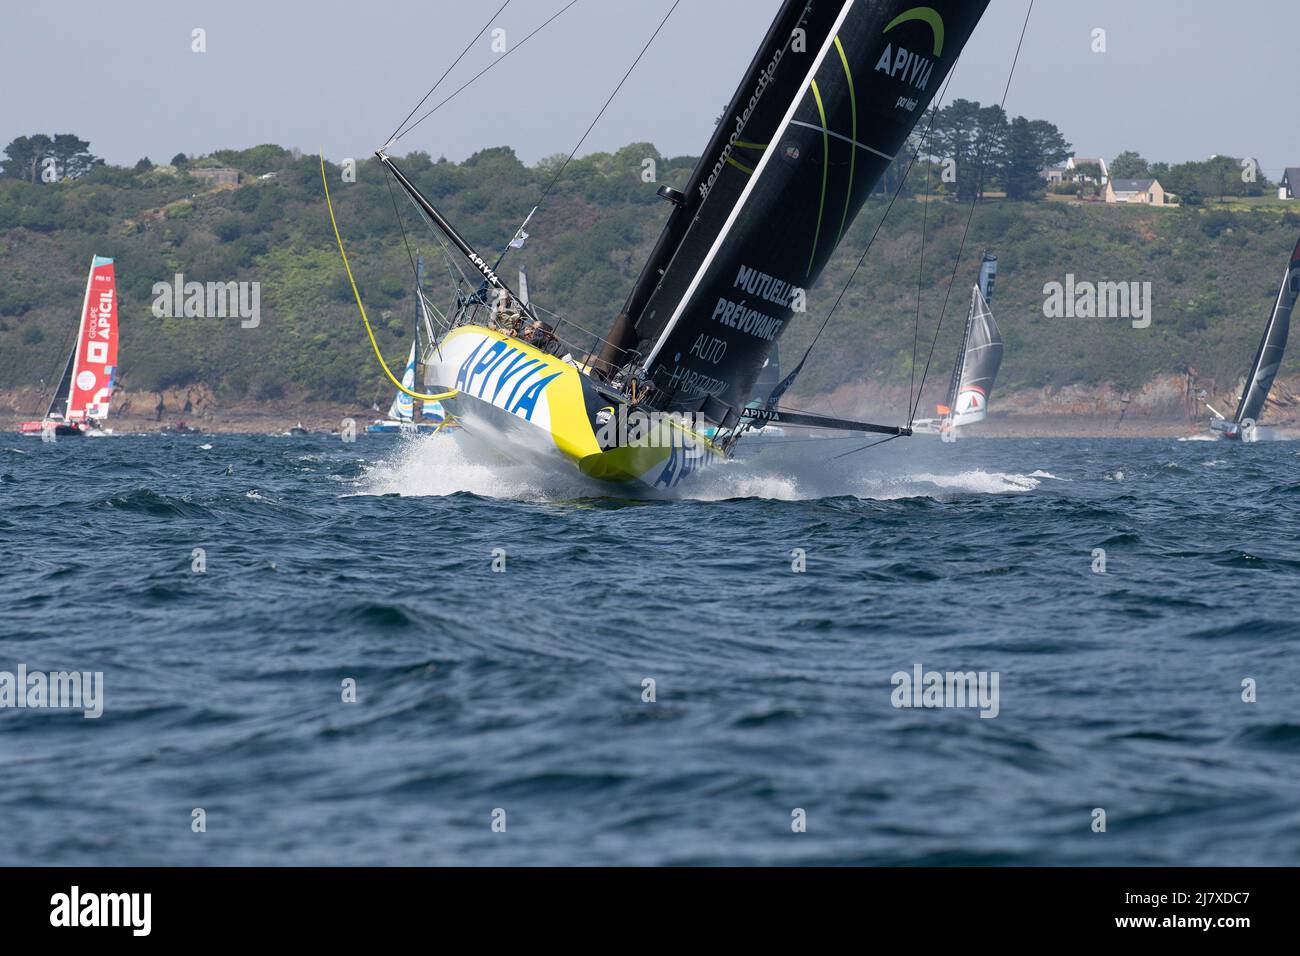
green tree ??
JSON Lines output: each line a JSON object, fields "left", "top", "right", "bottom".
{"left": 1109, "top": 150, "right": 1150, "bottom": 179}
{"left": 1000, "top": 118, "right": 1070, "bottom": 200}
{"left": 1161, "top": 155, "right": 1271, "bottom": 202}
{"left": 49, "top": 134, "right": 101, "bottom": 179}
{"left": 1, "top": 133, "right": 101, "bottom": 181}
{"left": 1029, "top": 120, "right": 1071, "bottom": 168}
{"left": 931, "top": 99, "right": 982, "bottom": 201}
{"left": 1, "top": 134, "right": 54, "bottom": 182}
{"left": 972, "top": 104, "right": 1009, "bottom": 199}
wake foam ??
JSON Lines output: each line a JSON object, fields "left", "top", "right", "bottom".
{"left": 351, "top": 434, "right": 1045, "bottom": 503}
{"left": 675, "top": 463, "right": 1044, "bottom": 501}
{"left": 354, "top": 436, "right": 597, "bottom": 500}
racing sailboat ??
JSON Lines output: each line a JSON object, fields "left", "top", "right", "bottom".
{"left": 1207, "top": 233, "right": 1300, "bottom": 440}
{"left": 914, "top": 253, "right": 1002, "bottom": 438}
{"left": 367, "top": 256, "right": 451, "bottom": 434}
{"left": 337, "top": 0, "right": 992, "bottom": 489}
{"left": 20, "top": 255, "right": 118, "bottom": 438}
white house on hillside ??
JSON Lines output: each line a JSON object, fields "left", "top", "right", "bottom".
{"left": 1066, "top": 155, "right": 1109, "bottom": 185}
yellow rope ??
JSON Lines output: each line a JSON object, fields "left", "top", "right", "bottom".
{"left": 320, "top": 153, "right": 458, "bottom": 403}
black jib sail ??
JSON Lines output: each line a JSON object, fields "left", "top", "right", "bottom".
{"left": 754, "top": 340, "right": 782, "bottom": 400}
{"left": 612, "top": 0, "right": 991, "bottom": 420}
{"left": 45, "top": 347, "right": 77, "bottom": 421}
{"left": 1233, "top": 233, "right": 1300, "bottom": 426}
{"left": 942, "top": 253, "right": 1002, "bottom": 426}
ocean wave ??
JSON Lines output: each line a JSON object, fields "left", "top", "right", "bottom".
{"left": 1234, "top": 724, "right": 1300, "bottom": 750}
{"left": 100, "top": 488, "right": 214, "bottom": 519}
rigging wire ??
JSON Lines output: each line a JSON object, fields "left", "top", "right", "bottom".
{"left": 391, "top": 0, "right": 580, "bottom": 147}
{"left": 788, "top": 62, "right": 961, "bottom": 418}
{"left": 830, "top": 0, "right": 1034, "bottom": 462}
{"left": 379, "top": 0, "right": 582, "bottom": 333}
{"left": 387, "top": 176, "right": 478, "bottom": 320}
{"left": 482, "top": 0, "right": 683, "bottom": 283}
{"left": 385, "top": 174, "right": 424, "bottom": 295}
{"left": 400, "top": 191, "right": 475, "bottom": 291}
{"left": 786, "top": 67, "right": 957, "bottom": 461}
{"left": 387, "top": 0, "right": 511, "bottom": 146}
{"left": 385, "top": 0, "right": 682, "bottom": 357}
{"left": 909, "top": 125, "right": 936, "bottom": 416}
{"left": 830, "top": 432, "right": 903, "bottom": 460}
{"left": 383, "top": 174, "right": 453, "bottom": 360}
{"left": 514, "top": 0, "right": 683, "bottom": 233}
{"left": 907, "top": 0, "right": 1034, "bottom": 426}
{"left": 320, "top": 154, "right": 459, "bottom": 403}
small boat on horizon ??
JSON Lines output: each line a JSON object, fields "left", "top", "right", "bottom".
{"left": 1206, "top": 233, "right": 1300, "bottom": 441}
{"left": 20, "top": 255, "right": 119, "bottom": 439}
{"left": 159, "top": 420, "right": 201, "bottom": 435}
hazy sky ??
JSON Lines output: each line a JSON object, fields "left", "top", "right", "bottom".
{"left": 3, "top": 0, "right": 1295, "bottom": 178}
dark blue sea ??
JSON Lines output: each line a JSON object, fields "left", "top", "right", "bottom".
{"left": 2, "top": 429, "right": 1299, "bottom": 866}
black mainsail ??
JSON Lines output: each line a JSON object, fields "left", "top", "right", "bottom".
{"left": 942, "top": 252, "right": 1002, "bottom": 427}
{"left": 1232, "top": 234, "right": 1300, "bottom": 427}
{"left": 611, "top": 0, "right": 991, "bottom": 421}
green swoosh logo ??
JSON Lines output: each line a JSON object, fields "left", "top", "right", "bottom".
{"left": 884, "top": 6, "right": 944, "bottom": 56}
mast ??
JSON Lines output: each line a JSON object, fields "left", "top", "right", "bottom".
{"left": 1233, "top": 233, "right": 1300, "bottom": 425}
{"left": 615, "top": 0, "right": 991, "bottom": 420}
{"left": 977, "top": 250, "right": 997, "bottom": 303}
{"left": 943, "top": 287, "right": 978, "bottom": 415}
{"left": 58, "top": 259, "right": 98, "bottom": 420}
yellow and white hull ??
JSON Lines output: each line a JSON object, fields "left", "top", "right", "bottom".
{"left": 424, "top": 325, "right": 724, "bottom": 491}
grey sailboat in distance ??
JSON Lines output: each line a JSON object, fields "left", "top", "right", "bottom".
{"left": 1208, "top": 233, "right": 1300, "bottom": 440}
{"left": 914, "top": 252, "right": 1003, "bottom": 439}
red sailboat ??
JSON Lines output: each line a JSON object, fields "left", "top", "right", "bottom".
{"left": 20, "top": 255, "right": 119, "bottom": 438}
